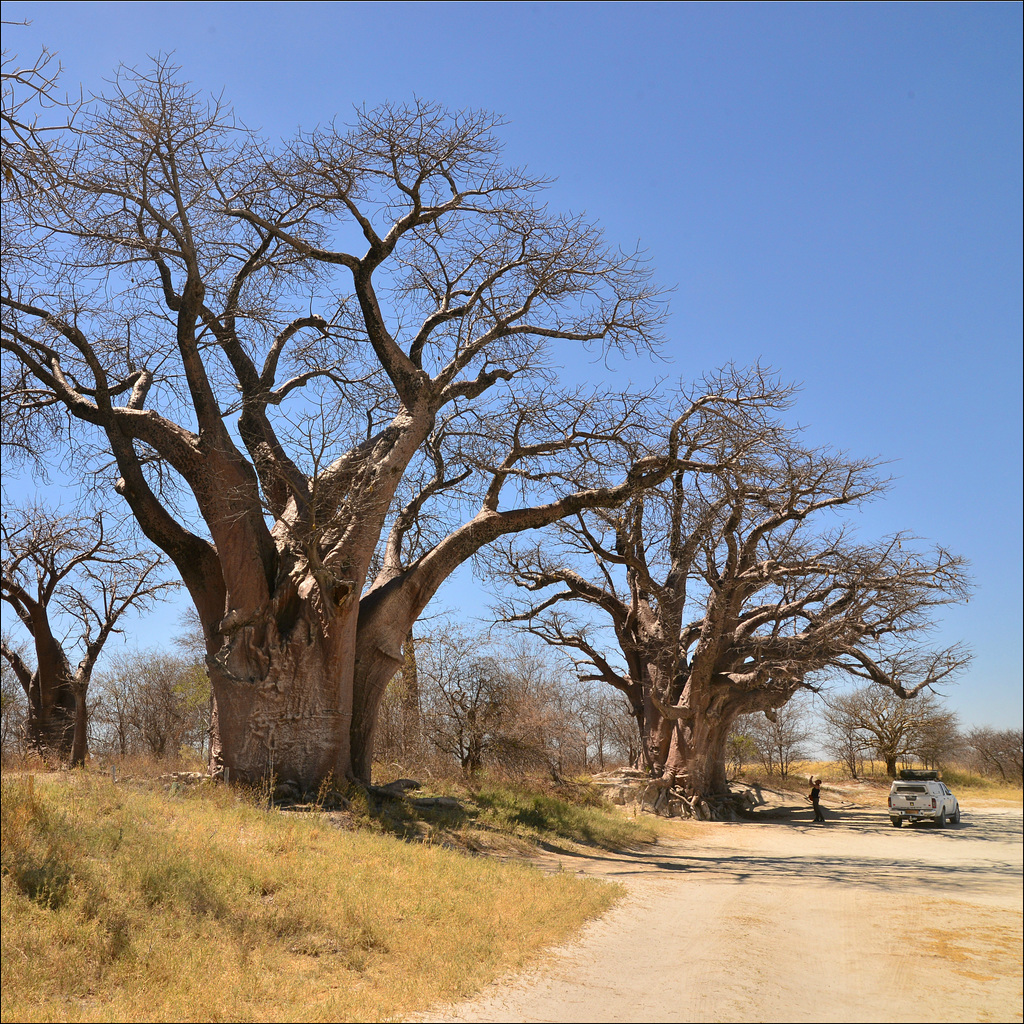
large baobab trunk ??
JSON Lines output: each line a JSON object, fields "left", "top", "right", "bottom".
{"left": 636, "top": 667, "right": 748, "bottom": 819}
{"left": 636, "top": 714, "right": 738, "bottom": 819}
{"left": 205, "top": 592, "right": 360, "bottom": 790}
{"left": 25, "top": 677, "right": 77, "bottom": 764}
{"left": 663, "top": 713, "right": 735, "bottom": 811}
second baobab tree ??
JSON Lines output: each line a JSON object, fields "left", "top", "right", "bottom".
{"left": 1, "top": 507, "right": 171, "bottom": 765}
{"left": 498, "top": 381, "right": 971, "bottom": 817}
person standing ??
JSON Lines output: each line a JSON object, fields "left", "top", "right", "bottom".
{"left": 809, "top": 777, "right": 826, "bottom": 823}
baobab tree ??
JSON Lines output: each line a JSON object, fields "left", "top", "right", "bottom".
{"left": 0, "top": 507, "right": 170, "bottom": 765}
{"left": 498, "top": 393, "right": 971, "bottom": 816}
{"left": 1, "top": 58, "right": 734, "bottom": 788}
{"left": 821, "top": 686, "right": 959, "bottom": 777}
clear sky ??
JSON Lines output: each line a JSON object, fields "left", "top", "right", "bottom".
{"left": 2, "top": 1, "right": 1021, "bottom": 728}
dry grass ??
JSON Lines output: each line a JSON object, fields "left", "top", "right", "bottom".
{"left": 733, "top": 760, "right": 1023, "bottom": 807}
{"left": 1, "top": 770, "right": 623, "bottom": 1023}
{"left": 353, "top": 772, "right": 661, "bottom": 854}
{"left": 933, "top": 768, "right": 1023, "bottom": 804}
{"left": 468, "top": 781, "right": 660, "bottom": 849}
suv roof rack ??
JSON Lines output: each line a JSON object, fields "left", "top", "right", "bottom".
{"left": 898, "top": 769, "right": 939, "bottom": 781}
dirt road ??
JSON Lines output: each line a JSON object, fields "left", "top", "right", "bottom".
{"left": 419, "top": 800, "right": 1022, "bottom": 1023}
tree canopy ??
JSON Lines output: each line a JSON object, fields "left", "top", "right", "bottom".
{"left": 496, "top": 384, "right": 971, "bottom": 814}
{"left": 1, "top": 59, "right": 697, "bottom": 787}
{"left": 2, "top": 56, "right": 972, "bottom": 796}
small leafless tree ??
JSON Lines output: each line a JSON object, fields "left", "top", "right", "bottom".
{"left": 820, "top": 701, "right": 866, "bottom": 778}
{"left": 0, "top": 506, "right": 172, "bottom": 765}
{"left": 821, "top": 686, "right": 959, "bottom": 777}
{"left": 740, "top": 701, "right": 812, "bottom": 779}
{"left": 376, "top": 625, "right": 637, "bottom": 776}
{"left": 914, "top": 703, "right": 961, "bottom": 770}
{"left": 581, "top": 690, "right": 638, "bottom": 770}
{"left": 960, "top": 727, "right": 1023, "bottom": 784}
{"left": 405, "top": 625, "right": 595, "bottom": 777}
{"left": 419, "top": 631, "right": 511, "bottom": 774}
{"left": 92, "top": 649, "right": 210, "bottom": 760}
{"left": 725, "top": 727, "right": 758, "bottom": 779}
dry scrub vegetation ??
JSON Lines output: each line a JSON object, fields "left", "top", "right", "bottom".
{"left": 1, "top": 767, "right": 654, "bottom": 1023}
{"left": 732, "top": 758, "right": 1024, "bottom": 808}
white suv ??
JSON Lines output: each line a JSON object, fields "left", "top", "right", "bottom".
{"left": 888, "top": 770, "right": 960, "bottom": 828}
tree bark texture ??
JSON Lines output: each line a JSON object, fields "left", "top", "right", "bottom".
{"left": 207, "top": 601, "right": 358, "bottom": 788}
{"left": 25, "top": 673, "right": 77, "bottom": 763}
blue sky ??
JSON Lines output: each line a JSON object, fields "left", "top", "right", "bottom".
{"left": 2, "top": 2, "right": 1021, "bottom": 728}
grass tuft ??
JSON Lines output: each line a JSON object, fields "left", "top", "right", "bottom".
{"left": 471, "top": 783, "right": 658, "bottom": 849}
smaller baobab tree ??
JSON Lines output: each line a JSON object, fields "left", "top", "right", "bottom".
{"left": 497, "top": 376, "right": 971, "bottom": 817}
{"left": 821, "top": 685, "right": 959, "bottom": 778}
{"left": 0, "top": 506, "right": 172, "bottom": 765}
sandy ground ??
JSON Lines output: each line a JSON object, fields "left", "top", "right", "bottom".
{"left": 417, "top": 794, "right": 1023, "bottom": 1024}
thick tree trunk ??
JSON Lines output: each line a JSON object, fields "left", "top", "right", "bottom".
{"left": 349, "top": 583, "right": 419, "bottom": 782}
{"left": 25, "top": 676, "right": 76, "bottom": 765}
{"left": 665, "top": 713, "right": 733, "bottom": 808}
{"left": 70, "top": 687, "right": 89, "bottom": 767}
{"left": 640, "top": 697, "right": 675, "bottom": 774}
{"left": 639, "top": 662, "right": 681, "bottom": 774}
{"left": 634, "top": 673, "right": 744, "bottom": 819}
{"left": 206, "top": 594, "right": 358, "bottom": 792}
{"left": 349, "top": 642, "right": 404, "bottom": 783}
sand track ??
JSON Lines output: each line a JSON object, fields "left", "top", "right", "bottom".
{"left": 418, "top": 801, "right": 1022, "bottom": 1023}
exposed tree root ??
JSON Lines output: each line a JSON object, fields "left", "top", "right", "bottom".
{"left": 594, "top": 769, "right": 757, "bottom": 821}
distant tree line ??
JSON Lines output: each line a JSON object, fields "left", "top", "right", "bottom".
{"left": 726, "top": 688, "right": 1021, "bottom": 785}
{"left": 2, "top": 625, "right": 636, "bottom": 776}
{"left": 3, "top": 620, "right": 1019, "bottom": 789}
{"left": 371, "top": 625, "right": 638, "bottom": 778}
{"left": 1, "top": 645, "right": 210, "bottom": 763}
